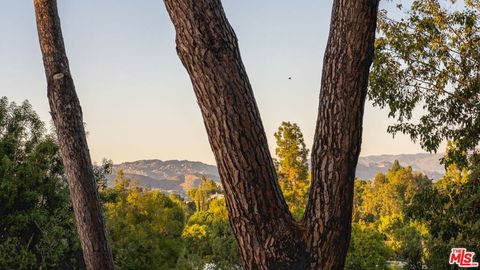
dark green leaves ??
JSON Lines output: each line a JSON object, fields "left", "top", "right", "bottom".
{"left": 0, "top": 97, "right": 80, "bottom": 269}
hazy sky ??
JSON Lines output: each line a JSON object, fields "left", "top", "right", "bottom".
{"left": 0, "top": 0, "right": 437, "bottom": 165}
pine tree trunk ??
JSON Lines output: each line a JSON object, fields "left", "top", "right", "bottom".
{"left": 165, "top": 0, "right": 378, "bottom": 269}
{"left": 164, "top": 1, "right": 308, "bottom": 268}
{"left": 33, "top": 1, "right": 114, "bottom": 269}
{"left": 304, "top": 0, "right": 379, "bottom": 269}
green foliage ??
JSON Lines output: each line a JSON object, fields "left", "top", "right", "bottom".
{"left": 187, "top": 177, "right": 221, "bottom": 212}
{"left": 353, "top": 179, "right": 369, "bottom": 222}
{"left": 356, "top": 162, "right": 430, "bottom": 222}
{"left": 0, "top": 98, "right": 234, "bottom": 269}
{"left": 367, "top": 2, "right": 480, "bottom": 265}
{"left": 0, "top": 97, "right": 82, "bottom": 269}
{"left": 346, "top": 223, "right": 393, "bottom": 270}
{"left": 351, "top": 162, "right": 431, "bottom": 268}
{"left": 103, "top": 172, "right": 186, "bottom": 270}
{"left": 2, "top": 98, "right": 477, "bottom": 269}
{"left": 378, "top": 215, "right": 427, "bottom": 269}
{"left": 353, "top": 157, "right": 480, "bottom": 269}
{"left": 369, "top": 0, "right": 480, "bottom": 162}
{"left": 407, "top": 156, "right": 480, "bottom": 269}
{"left": 274, "top": 121, "right": 310, "bottom": 219}
{"left": 94, "top": 158, "right": 114, "bottom": 193}
{"left": 180, "top": 198, "right": 240, "bottom": 270}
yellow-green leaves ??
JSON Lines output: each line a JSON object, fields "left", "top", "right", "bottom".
{"left": 274, "top": 121, "right": 310, "bottom": 220}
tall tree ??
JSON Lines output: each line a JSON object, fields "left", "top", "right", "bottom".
{"left": 163, "top": 0, "right": 379, "bottom": 269}
{"left": 33, "top": 1, "right": 114, "bottom": 269}
{"left": 274, "top": 122, "right": 310, "bottom": 219}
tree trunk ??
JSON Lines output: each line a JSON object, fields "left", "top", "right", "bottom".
{"left": 304, "top": 0, "right": 379, "bottom": 269}
{"left": 164, "top": 0, "right": 378, "bottom": 269}
{"left": 164, "top": 1, "right": 308, "bottom": 269}
{"left": 33, "top": 1, "right": 114, "bottom": 269}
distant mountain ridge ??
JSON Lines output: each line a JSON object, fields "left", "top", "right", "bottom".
{"left": 356, "top": 153, "right": 444, "bottom": 180}
{"left": 109, "top": 153, "right": 445, "bottom": 195}
{"left": 109, "top": 160, "right": 220, "bottom": 196}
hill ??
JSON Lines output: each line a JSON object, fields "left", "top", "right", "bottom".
{"left": 108, "top": 160, "right": 220, "bottom": 196}
{"left": 356, "top": 153, "right": 444, "bottom": 180}
{"left": 109, "top": 153, "right": 445, "bottom": 195}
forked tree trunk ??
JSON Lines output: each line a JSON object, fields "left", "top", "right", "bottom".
{"left": 33, "top": 1, "right": 114, "bottom": 269}
{"left": 166, "top": 0, "right": 379, "bottom": 269}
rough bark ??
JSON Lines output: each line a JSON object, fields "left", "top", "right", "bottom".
{"left": 164, "top": 1, "right": 308, "bottom": 269}
{"left": 164, "top": 0, "right": 379, "bottom": 269}
{"left": 304, "top": 0, "right": 379, "bottom": 269}
{"left": 33, "top": 1, "right": 114, "bottom": 269}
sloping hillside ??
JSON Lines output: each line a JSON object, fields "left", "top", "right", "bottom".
{"left": 356, "top": 153, "right": 444, "bottom": 180}
{"left": 109, "top": 153, "right": 445, "bottom": 195}
{"left": 108, "top": 160, "right": 220, "bottom": 196}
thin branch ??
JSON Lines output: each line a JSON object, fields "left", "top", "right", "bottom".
{"left": 403, "top": 81, "right": 476, "bottom": 106}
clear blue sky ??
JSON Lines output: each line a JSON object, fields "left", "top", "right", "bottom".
{"left": 0, "top": 0, "right": 434, "bottom": 165}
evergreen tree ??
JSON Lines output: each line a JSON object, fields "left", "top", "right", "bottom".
{"left": 274, "top": 122, "right": 310, "bottom": 219}
{"left": 0, "top": 97, "right": 82, "bottom": 269}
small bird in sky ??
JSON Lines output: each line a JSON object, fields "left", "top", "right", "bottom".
{"left": 288, "top": 76, "right": 292, "bottom": 80}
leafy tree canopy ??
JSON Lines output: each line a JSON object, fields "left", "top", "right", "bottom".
{"left": 0, "top": 97, "right": 82, "bottom": 269}
{"left": 407, "top": 155, "right": 480, "bottom": 269}
{"left": 355, "top": 162, "right": 430, "bottom": 222}
{"left": 103, "top": 172, "right": 186, "bottom": 270}
{"left": 180, "top": 198, "right": 240, "bottom": 270}
{"left": 351, "top": 162, "right": 431, "bottom": 268}
{"left": 370, "top": 0, "right": 480, "bottom": 164}
{"left": 345, "top": 223, "right": 394, "bottom": 270}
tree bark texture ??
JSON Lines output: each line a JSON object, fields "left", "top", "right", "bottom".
{"left": 165, "top": 0, "right": 378, "bottom": 269}
{"left": 164, "top": 1, "right": 308, "bottom": 269}
{"left": 33, "top": 1, "right": 114, "bottom": 269}
{"left": 304, "top": 0, "right": 379, "bottom": 269}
